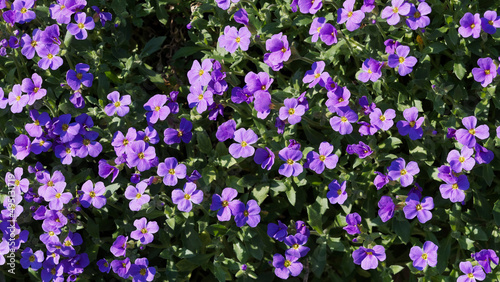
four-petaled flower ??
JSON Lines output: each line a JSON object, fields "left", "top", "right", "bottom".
{"left": 130, "top": 218, "right": 159, "bottom": 245}
{"left": 352, "top": 246, "right": 386, "bottom": 270}
{"left": 229, "top": 128, "right": 258, "bottom": 158}
{"left": 172, "top": 182, "right": 203, "bottom": 212}
{"left": 387, "top": 157, "right": 419, "bottom": 187}
{"left": 409, "top": 241, "right": 438, "bottom": 271}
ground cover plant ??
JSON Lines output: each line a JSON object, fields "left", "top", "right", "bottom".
{"left": 0, "top": 0, "right": 500, "bottom": 281}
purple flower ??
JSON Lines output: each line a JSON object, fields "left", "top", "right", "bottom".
{"left": 302, "top": 61, "right": 327, "bottom": 88}
{"left": 111, "top": 257, "right": 131, "bottom": 278}
{"left": 210, "top": 187, "right": 240, "bottom": 221}
{"left": 310, "top": 17, "right": 326, "bottom": 42}
{"left": 458, "top": 12, "right": 481, "bottom": 38}
{"left": 253, "top": 90, "right": 272, "bottom": 117}
{"left": 305, "top": 142, "right": 338, "bottom": 174}
{"left": 79, "top": 180, "right": 107, "bottom": 209}
{"left": 187, "top": 85, "right": 214, "bottom": 113}
{"left": 38, "top": 44, "right": 63, "bottom": 70}
{"left": 0, "top": 88, "right": 8, "bottom": 109}
{"left": 295, "top": 221, "right": 310, "bottom": 238}
{"left": 22, "top": 73, "right": 47, "bottom": 105}
{"left": 66, "top": 63, "right": 93, "bottom": 91}
{"left": 144, "top": 94, "right": 170, "bottom": 124}
{"left": 337, "top": 0, "right": 365, "bottom": 31}
{"left": 268, "top": 221, "right": 288, "bottom": 242}
{"left": 216, "top": 119, "right": 236, "bottom": 142}
{"left": 104, "top": 91, "right": 131, "bottom": 117}
{"left": 447, "top": 147, "right": 475, "bottom": 173}
{"left": 346, "top": 141, "right": 373, "bottom": 159}
{"left": 98, "top": 159, "right": 119, "bottom": 182}
{"left": 358, "top": 58, "right": 383, "bottom": 82}
{"left": 319, "top": 23, "right": 338, "bottom": 45}
{"left": 157, "top": 157, "right": 187, "bottom": 186}
{"left": 97, "top": 258, "right": 111, "bottom": 273}
{"left": 12, "top": 134, "right": 31, "bottom": 160}
{"left": 218, "top": 26, "right": 251, "bottom": 53}
{"left": 126, "top": 141, "right": 156, "bottom": 172}
{"left": 457, "top": 261, "right": 486, "bottom": 282}
{"left": 403, "top": 194, "right": 433, "bottom": 223}
{"left": 388, "top": 45, "right": 417, "bottom": 76}
{"left": 455, "top": 116, "right": 489, "bottom": 148}
{"left": 279, "top": 98, "right": 306, "bottom": 124}
{"left": 49, "top": 0, "right": 75, "bottom": 24}
{"left": 40, "top": 24, "right": 61, "bottom": 46}
{"left": 326, "top": 86, "right": 351, "bottom": 113}
{"left": 130, "top": 218, "right": 159, "bottom": 245}
{"left": 361, "top": 0, "right": 375, "bottom": 12}
{"left": 284, "top": 234, "right": 310, "bottom": 258}
{"left": 254, "top": 147, "right": 275, "bottom": 170}
{"left": 67, "top": 12, "right": 95, "bottom": 40}
{"left": 374, "top": 172, "right": 389, "bottom": 190}
{"left": 387, "top": 158, "right": 419, "bottom": 187}
{"left": 378, "top": 196, "right": 395, "bottom": 222}
{"left": 229, "top": 128, "right": 258, "bottom": 158}
{"left": 327, "top": 180, "right": 348, "bottom": 205}
{"left": 472, "top": 57, "right": 497, "bottom": 87}
{"left": 234, "top": 200, "right": 261, "bottom": 227}
{"left": 352, "top": 246, "right": 386, "bottom": 270}
{"left": 13, "top": 0, "right": 36, "bottom": 24}
{"left": 381, "top": 0, "right": 411, "bottom": 26}
{"left": 8, "top": 84, "right": 29, "bottom": 113}
{"left": 25, "top": 110, "right": 49, "bottom": 138}
{"left": 472, "top": 249, "right": 499, "bottom": 274}
{"left": 439, "top": 174, "right": 469, "bottom": 203}
{"left": 474, "top": 143, "right": 494, "bottom": 164}
{"left": 273, "top": 253, "right": 303, "bottom": 279}
{"left": 234, "top": 8, "right": 249, "bottom": 25}
{"left": 129, "top": 258, "right": 156, "bottom": 282}
{"left": 172, "top": 182, "right": 203, "bottom": 212}
{"left": 406, "top": 2, "right": 431, "bottom": 30}
{"left": 6, "top": 167, "right": 29, "bottom": 193}
{"left": 125, "top": 182, "right": 150, "bottom": 211}
{"left": 330, "top": 106, "right": 358, "bottom": 135}
{"left": 21, "top": 29, "right": 43, "bottom": 59}
{"left": 110, "top": 236, "right": 128, "bottom": 257}
{"left": 215, "top": 0, "right": 238, "bottom": 10}
{"left": 343, "top": 213, "right": 361, "bottom": 235}
{"left": 409, "top": 241, "right": 438, "bottom": 270}
{"left": 481, "top": 11, "right": 500, "bottom": 34}
{"left": 187, "top": 59, "right": 212, "bottom": 87}
{"left": 92, "top": 6, "right": 113, "bottom": 27}
{"left": 397, "top": 107, "right": 424, "bottom": 140}
{"left": 163, "top": 118, "right": 193, "bottom": 144}
{"left": 278, "top": 147, "right": 303, "bottom": 177}
{"left": 45, "top": 185, "right": 72, "bottom": 210}
{"left": 370, "top": 108, "right": 396, "bottom": 131}
{"left": 298, "top": 0, "right": 322, "bottom": 14}
{"left": 20, "top": 247, "right": 43, "bottom": 270}
{"left": 264, "top": 33, "right": 291, "bottom": 71}
{"left": 359, "top": 95, "right": 376, "bottom": 115}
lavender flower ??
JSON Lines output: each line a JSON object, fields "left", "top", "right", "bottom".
{"left": 8, "top": 84, "right": 29, "bottom": 113}
{"left": 343, "top": 213, "right": 361, "bottom": 235}
{"left": 124, "top": 181, "right": 150, "bottom": 211}
{"left": 472, "top": 249, "right": 499, "bottom": 274}
{"left": 268, "top": 221, "right": 288, "bottom": 242}
{"left": 378, "top": 196, "right": 395, "bottom": 222}
{"left": 381, "top": 0, "right": 411, "bottom": 26}
{"left": 129, "top": 258, "right": 155, "bottom": 282}
{"left": 45, "top": 185, "right": 72, "bottom": 210}
{"left": 67, "top": 12, "right": 95, "bottom": 40}
{"left": 330, "top": 106, "right": 358, "bottom": 135}
{"left": 187, "top": 59, "right": 212, "bottom": 87}
{"left": 439, "top": 174, "right": 469, "bottom": 203}
{"left": 12, "top": 134, "right": 31, "bottom": 160}
{"left": 327, "top": 180, "right": 348, "bottom": 205}
{"left": 409, "top": 241, "right": 438, "bottom": 270}
{"left": 157, "top": 157, "right": 187, "bottom": 186}
{"left": 264, "top": 33, "right": 291, "bottom": 71}
{"left": 309, "top": 17, "right": 326, "bottom": 42}
{"left": 370, "top": 108, "right": 396, "bottom": 131}
{"left": 187, "top": 85, "right": 214, "bottom": 114}
{"left": 234, "top": 8, "right": 249, "bottom": 25}
{"left": 272, "top": 253, "right": 303, "bottom": 279}
{"left": 388, "top": 158, "right": 419, "bottom": 187}
{"left": 126, "top": 141, "right": 156, "bottom": 172}
{"left": 352, "top": 246, "right": 386, "bottom": 270}
{"left": 298, "top": 0, "right": 322, "bottom": 14}
{"left": 302, "top": 61, "right": 327, "bottom": 88}
{"left": 279, "top": 98, "right": 306, "bottom": 124}
{"left": 396, "top": 107, "right": 424, "bottom": 140}
{"left": 337, "top": 0, "right": 365, "bottom": 31}
{"left": 163, "top": 118, "right": 193, "bottom": 144}
{"left": 210, "top": 187, "right": 240, "bottom": 221}
{"left": 216, "top": 119, "right": 236, "bottom": 142}
{"left": 319, "top": 23, "right": 338, "bottom": 45}
{"left": 457, "top": 261, "right": 486, "bottom": 282}
{"left": 458, "top": 12, "right": 481, "bottom": 38}
{"left": 218, "top": 26, "right": 251, "bottom": 53}
{"left": 172, "top": 182, "right": 203, "bottom": 212}
{"left": 130, "top": 218, "right": 159, "bottom": 245}
{"left": 254, "top": 147, "right": 275, "bottom": 170}
{"left": 66, "top": 63, "right": 93, "bottom": 91}
{"left": 326, "top": 86, "right": 350, "bottom": 113}
{"left": 455, "top": 116, "right": 489, "bottom": 148}
{"left": 234, "top": 200, "right": 261, "bottom": 227}
{"left": 13, "top": 0, "right": 36, "bottom": 24}
{"left": 284, "top": 234, "right": 310, "bottom": 258}
{"left": 229, "top": 128, "right": 258, "bottom": 158}
{"left": 79, "top": 180, "right": 107, "bottom": 209}
{"left": 358, "top": 58, "right": 383, "bottom": 82}
{"left": 346, "top": 141, "right": 373, "bottom": 159}
{"left": 472, "top": 57, "right": 497, "bottom": 87}
{"left": 406, "top": 2, "right": 432, "bottom": 30}
{"left": 388, "top": 45, "right": 418, "bottom": 76}
{"left": 374, "top": 171, "right": 390, "bottom": 190}
{"left": 278, "top": 147, "right": 303, "bottom": 177}
{"left": 481, "top": 11, "right": 500, "bottom": 34}
{"left": 22, "top": 73, "right": 46, "bottom": 105}
{"left": 38, "top": 44, "right": 63, "bottom": 70}
{"left": 447, "top": 147, "right": 475, "bottom": 173}
{"left": 403, "top": 194, "right": 433, "bottom": 223}
{"left": 305, "top": 142, "right": 338, "bottom": 174}
{"left": 144, "top": 94, "right": 170, "bottom": 124}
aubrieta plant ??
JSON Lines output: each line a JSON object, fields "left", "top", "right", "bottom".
{"left": 1, "top": 0, "right": 500, "bottom": 281}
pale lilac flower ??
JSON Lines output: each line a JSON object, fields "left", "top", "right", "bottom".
{"left": 302, "top": 61, "right": 328, "bottom": 88}
{"left": 472, "top": 57, "right": 497, "bottom": 87}
{"left": 455, "top": 116, "right": 489, "bottom": 148}
{"left": 279, "top": 98, "right": 306, "bottom": 125}
{"left": 326, "top": 180, "right": 347, "bottom": 205}
{"left": 457, "top": 261, "right": 486, "bottom": 282}
{"left": 218, "top": 26, "right": 251, "bottom": 53}
{"left": 130, "top": 218, "right": 159, "bottom": 245}
{"left": 458, "top": 12, "right": 481, "bottom": 38}
{"left": 409, "top": 241, "right": 438, "bottom": 271}
{"left": 298, "top": 0, "right": 322, "bottom": 14}
{"left": 370, "top": 108, "right": 396, "bottom": 131}
{"left": 67, "top": 12, "right": 95, "bottom": 40}
{"left": 447, "top": 147, "right": 475, "bottom": 173}
{"left": 104, "top": 91, "right": 131, "bottom": 117}
{"left": 387, "top": 158, "right": 419, "bottom": 187}
{"left": 403, "top": 194, "right": 433, "bottom": 223}
{"left": 357, "top": 58, "right": 382, "bottom": 82}
{"left": 481, "top": 11, "right": 500, "bottom": 34}
{"left": 309, "top": 17, "right": 326, "bottom": 42}
{"left": 172, "top": 182, "right": 203, "bottom": 212}
{"left": 388, "top": 45, "right": 418, "bottom": 76}
{"left": 8, "top": 84, "right": 29, "bottom": 113}
{"left": 337, "top": 0, "right": 365, "bottom": 31}
{"left": 229, "top": 128, "right": 258, "bottom": 158}
{"left": 330, "top": 106, "right": 358, "bottom": 135}
{"left": 381, "top": 0, "right": 411, "bottom": 26}
{"left": 157, "top": 157, "right": 187, "bottom": 186}
{"left": 352, "top": 246, "right": 386, "bottom": 270}
{"left": 187, "top": 59, "right": 212, "bottom": 87}
{"left": 406, "top": 2, "right": 431, "bottom": 30}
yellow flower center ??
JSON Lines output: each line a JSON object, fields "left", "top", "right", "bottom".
{"left": 51, "top": 268, "right": 56, "bottom": 275}
{"left": 198, "top": 69, "right": 204, "bottom": 76}
{"left": 421, "top": 253, "right": 427, "bottom": 260}
{"left": 281, "top": 47, "right": 286, "bottom": 53}
{"left": 379, "top": 115, "right": 386, "bottom": 121}
{"left": 287, "top": 159, "right": 294, "bottom": 165}
{"left": 60, "top": 5, "right": 65, "bottom": 10}
{"left": 399, "top": 57, "right": 405, "bottom": 64}
{"left": 416, "top": 204, "right": 422, "bottom": 211}
{"left": 468, "top": 128, "right": 475, "bottom": 135}
{"left": 39, "top": 140, "right": 45, "bottom": 145}
{"left": 243, "top": 210, "right": 249, "bottom": 216}
{"left": 76, "top": 73, "right": 83, "bottom": 80}
{"left": 21, "top": 7, "right": 27, "bottom": 13}
{"left": 104, "top": 262, "right": 108, "bottom": 267}
{"left": 414, "top": 11, "right": 421, "bottom": 18}
{"left": 114, "top": 101, "right": 121, "bottom": 107}
{"left": 400, "top": 169, "right": 407, "bottom": 176}
{"left": 55, "top": 193, "right": 61, "bottom": 199}
{"left": 47, "top": 54, "right": 54, "bottom": 59}
{"left": 49, "top": 231, "right": 55, "bottom": 236}
{"left": 140, "top": 268, "right": 147, "bottom": 276}
{"left": 136, "top": 193, "right": 142, "bottom": 199}
{"left": 468, "top": 273, "right": 474, "bottom": 278}
{"left": 235, "top": 37, "right": 241, "bottom": 43}
{"left": 141, "top": 228, "right": 148, "bottom": 234}
{"left": 485, "top": 70, "right": 490, "bottom": 75}
{"left": 168, "top": 168, "right": 176, "bottom": 175}
{"left": 62, "top": 124, "right": 69, "bottom": 131}
{"left": 31, "top": 40, "right": 38, "bottom": 47}
{"left": 83, "top": 139, "right": 90, "bottom": 146}
{"left": 15, "top": 180, "right": 20, "bottom": 186}
{"left": 144, "top": 136, "right": 149, "bottom": 142}
{"left": 410, "top": 121, "right": 416, "bottom": 127}
{"left": 123, "top": 139, "right": 129, "bottom": 146}
{"left": 138, "top": 152, "right": 145, "bottom": 159}
{"left": 198, "top": 94, "right": 204, "bottom": 100}
{"left": 366, "top": 251, "right": 373, "bottom": 255}
{"left": 470, "top": 24, "right": 475, "bottom": 29}
{"left": 222, "top": 200, "right": 229, "bottom": 207}
{"left": 284, "top": 260, "right": 291, "bottom": 267}
{"left": 241, "top": 141, "right": 248, "bottom": 147}
{"left": 64, "top": 240, "right": 72, "bottom": 246}
{"left": 292, "top": 244, "right": 299, "bottom": 249}
{"left": 48, "top": 181, "right": 54, "bottom": 187}
{"left": 66, "top": 148, "right": 71, "bottom": 154}
{"left": 319, "top": 155, "right": 326, "bottom": 161}
{"left": 154, "top": 106, "right": 160, "bottom": 112}
{"left": 261, "top": 85, "right": 266, "bottom": 90}
{"left": 184, "top": 194, "right": 191, "bottom": 200}
{"left": 452, "top": 183, "right": 458, "bottom": 189}
{"left": 489, "top": 20, "right": 494, "bottom": 25}
{"left": 341, "top": 116, "right": 348, "bottom": 123}
{"left": 177, "top": 130, "right": 183, "bottom": 137}
{"left": 393, "top": 7, "right": 399, "bottom": 13}
{"left": 459, "top": 156, "right": 465, "bottom": 163}
{"left": 16, "top": 96, "right": 21, "bottom": 101}
{"left": 314, "top": 73, "right": 321, "bottom": 79}
{"left": 338, "top": 98, "right": 344, "bottom": 102}
{"left": 78, "top": 23, "right": 85, "bottom": 29}
{"left": 367, "top": 69, "right": 372, "bottom": 74}
{"left": 122, "top": 263, "right": 126, "bottom": 268}
{"left": 337, "top": 189, "right": 342, "bottom": 195}
{"left": 288, "top": 108, "right": 295, "bottom": 115}
{"left": 347, "top": 11, "right": 353, "bottom": 18}
{"left": 89, "top": 191, "right": 96, "bottom": 198}
{"left": 29, "top": 255, "right": 35, "bottom": 262}
{"left": 317, "top": 27, "right": 321, "bottom": 33}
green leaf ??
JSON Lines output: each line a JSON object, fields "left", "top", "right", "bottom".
{"left": 493, "top": 200, "right": 500, "bottom": 226}
{"left": 285, "top": 186, "right": 296, "bottom": 206}
{"left": 392, "top": 218, "right": 410, "bottom": 243}
{"left": 172, "top": 46, "right": 209, "bottom": 60}
{"left": 140, "top": 36, "right": 166, "bottom": 58}
{"left": 453, "top": 62, "right": 467, "bottom": 80}
{"left": 307, "top": 203, "right": 323, "bottom": 235}
{"left": 310, "top": 243, "right": 327, "bottom": 277}
{"left": 196, "top": 131, "right": 213, "bottom": 154}
{"left": 251, "top": 184, "right": 269, "bottom": 205}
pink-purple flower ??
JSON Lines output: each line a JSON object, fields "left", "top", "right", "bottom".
{"left": 104, "top": 91, "right": 131, "bottom": 117}
{"left": 67, "top": 12, "right": 95, "bottom": 40}
{"left": 172, "top": 182, "right": 203, "bottom": 212}
{"left": 272, "top": 253, "right": 303, "bottom": 279}
{"left": 455, "top": 116, "right": 489, "bottom": 148}
{"left": 472, "top": 57, "right": 497, "bottom": 87}
{"left": 447, "top": 147, "right": 475, "bottom": 173}
{"left": 130, "top": 218, "right": 159, "bottom": 245}
{"left": 397, "top": 107, "right": 424, "bottom": 140}
{"left": 157, "top": 157, "right": 187, "bottom": 186}
{"left": 79, "top": 180, "right": 107, "bottom": 209}
{"left": 337, "top": 0, "right": 365, "bottom": 31}
{"left": 352, "top": 245, "right": 386, "bottom": 270}
{"left": 278, "top": 147, "right": 303, "bottom": 177}
{"left": 388, "top": 158, "right": 419, "bottom": 187}
{"left": 305, "top": 142, "right": 338, "bottom": 174}
{"left": 218, "top": 26, "right": 251, "bottom": 53}
{"left": 330, "top": 106, "right": 358, "bottom": 135}
{"left": 409, "top": 241, "right": 438, "bottom": 271}
{"left": 403, "top": 194, "right": 433, "bottom": 223}
{"left": 457, "top": 261, "right": 486, "bottom": 282}
{"left": 458, "top": 12, "right": 482, "bottom": 38}
{"left": 229, "top": 128, "right": 258, "bottom": 158}
{"left": 279, "top": 98, "right": 306, "bottom": 125}
{"left": 381, "top": 0, "right": 411, "bottom": 26}
{"left": 326, "top": 180, "right": 347, "bottom": 205}
{"left": 210, "top": 187, "right": 241, "bottom": 221}
{"left": 439, "top": 174, "right": 469, "bottom": 203}
{"left": 125, "top": 181, "right": 150, "bottom": 211}
{"left": 388, "top": 45, "right": 417, "bottom": 76}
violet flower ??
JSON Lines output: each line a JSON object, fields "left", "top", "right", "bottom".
{"left": 378, "top": 196, "right": 395, "bottom": 222}
{"left": 218, "top": 26, "right": 251, "bottom": 53}
{"left": 352, "top": 246, "right": 386, "bottom": 270}
{"left": 346, "top": 141, "right": 373, "bottom": 159}
{"left": 310, "top": 17, "right": 326, "bottom": 42}
{"left": 447, "top": 147, "right": 475, "bottom": 173}
{"left": 458, "top": 12, "right": 481, "bottom": 38}
{"left": 172, "top": 182, "right": 203, "bottom": 212}
{"left": 278, "top": 147, "right": 303, "bottom": 177}
{"left": 387, "top": 158, "right": 419, "bottom": 187}
{"left": 358, "top": 58, "right": 382, "bottom": 82}
{"left": 381, "top": 0, "right": 411, "bottom": 26}
{"left": 337, "top": 0, "right": 365, "bottom": 31}
{"left": 455, "top": 116, "right": 489, "bottom": 148}
{"left": 124, "top": 182, "right": 150, "bottom": 211}
{"left": 284, "top": 234, "right": 310, "bottom": 258}
{"left": 481, "top": 11, "right": 500, "bottom": 34}
{"left": 229, "top": 128, "right": 258, "bottom": 158}
{"left": 187, "top": 85, "right": 214, "bottom": 114}
{"left": 130, "top": 218, "right": 159, "bottom": 245}
{"left": 330, "top": 106, "right": 358, "bottom": 135}
{"left": 234, "top": 200, "right": 261, "bottom": 227}
{"left": 187, "top": 59, "right": 212, "bottom": 87}
{"left": 396, "top": 107, "right": 424, "bottom": 140}
{"left": 472, "top": 249, "right": 499, "bottom": 273}
{"left": 409, "top": 241, "right": 438, "bottom": 271}
{"left": 210, "top": 187, "right": 240, "bottom": 221}
{"left": 273, "top": 253, "right": 303, "bottom": 279}
{"left": 144, "top": 94, "right": 170, "bottom": 124}
{"left": 98, "top": 160, "right": 119, "bottom": 182}
{"left": 403, "top": 194, "right": 433, "bottom": 223}
{"left": 298, "top": 0, "right": 322, "bottom": 14}
{"left": 67, "top": 12, "right": 95, "bottom": 40}
{"left": 327, "top": 180, "right": 348, "bottom": 205}
{"left": 254, "top": 147, "right": 275, "bottom": 170}
{"left": 472, "top": 57, "right": 497, "bottom": 87}
{"left": 319, "top": 23, "right": 338, "bottom": 45}
{"left": 12, "top": 134, "right": 31, "bottom": 160}
{"left": 79, "top": 180, "right": 106, "bottom": 209}
{"left": 305, "top": 142, "right": 338, "bottom": 174}
{"left": 370, "top": 108, "right": 396, "bottom": 131}
{"left": 302, "top": 61, "right": 327, "bottom": 88}
{"left": 279, "top": 98, "right": 306, "bottom": 124}
{"left": 157, "top": 157, "right": 187, "bottom": 186}
{"left": 343, "top": 213, "right": 361, "bottom": 235}
{"left": 22, "top": 73, "right": 46, "bottom": 105}
{"left": 233, "top": 8, "right": 248, "bottom": 25}
{"left": 439, "top": 174, "right": 469, "bottom": 203}
{"left": 268, "top": 221, "right": 288, "bottom": 242}
{"left": 406, "top": 2, "right": 431, "bottom": 30}
{"left": 163, "top": 118, "right": 193, "bottom": 145}
{"left": 388, "top": 45, "right": 417, "bottom": 76}
{"left": 457, "top": 261, "right": 486, "bottom": 282}
{"left": 264, "top": 33, "right": 291, "bottom": 71}
{"left": 8, "top": 84, "right": 29, "bottom": 113}
{"left": 38, "top": 44, "right": 63, "bottom": 70}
